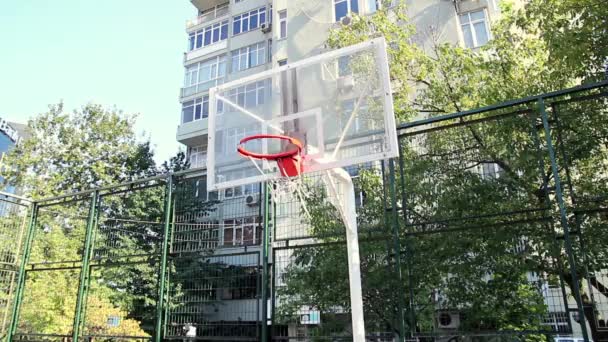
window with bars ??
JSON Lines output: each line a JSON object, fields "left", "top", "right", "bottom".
{"left": 223, "top": 217, "right": 262, "bottom": 246}
{"left": 233, "top": 7, "right": 267, "bottom": 35}
{"left": 541, "top": 312, "right": 570, "bottom": 333}
{"left": 231, "top": 42, "right": 267, "bottom": 73}
{"left": 188, "top": 20, "right": 229, "bottom": 51}
{"left": 459, "top": 9, "right": 490, "bottom": 48}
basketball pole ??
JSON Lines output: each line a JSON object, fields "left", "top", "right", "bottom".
{"left": 325, "top": 168, "right": 366, "bottom": 342}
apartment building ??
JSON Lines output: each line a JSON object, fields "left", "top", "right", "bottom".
{"left": 171, "top": 0, "right": 528, "bottom": 340}
{"left": 176, "top": 0, "right": 501, "bottom": 160}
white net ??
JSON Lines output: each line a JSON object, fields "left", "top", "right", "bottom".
{"left": 268, "top": 175, "right": 308, "bottom": 203}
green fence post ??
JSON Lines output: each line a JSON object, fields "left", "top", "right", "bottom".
{"left": 80, "top": 193, "right": 102, "bottom": 340}
{"left": 261, "top": 183, "right": 270, "bottom": 342}
{"left": 396, "top": 148, "right": 417, "bottom": 338}
{"left": 7, "top": 203, "right": 38, "bottom": 342}
{"left": 539, "top": 98, "right": 591, "bottom": 342}
{"left": 155, "top": 175, "right": 173, "bottom": 342}
{"left": 72, "top": 191, "right": 99, "bottom": 342}
{"left": 388, "top": 159, "right": 407, "bottom": 342}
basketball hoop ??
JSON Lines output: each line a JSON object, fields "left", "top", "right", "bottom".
{"left": 237, "top": 134, "right": 304, "bottom": 177}
{"left": 237, "top": 134, "right": 312, "bottom": 212}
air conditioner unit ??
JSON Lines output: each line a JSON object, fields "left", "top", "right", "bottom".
{"left": 246, "top": 194, "right": 260, "bottom": 206}
{"left": 436, "top": 311, "right": 460, "bottom": 330}
{"left": 261, "top": 23, "right": 272, "bottom": 34}
{"left": 337, "top": 75, "right": 355, "bottom": 93}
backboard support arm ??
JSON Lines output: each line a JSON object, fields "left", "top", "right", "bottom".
{"left": 324, "top": 168, "right": 366, "bottom": 342}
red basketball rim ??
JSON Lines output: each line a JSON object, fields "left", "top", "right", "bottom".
{"left": 237, "top": 134, "right": 303, "bottom": 160}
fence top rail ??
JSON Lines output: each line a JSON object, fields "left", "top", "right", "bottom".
{"left": 33, "top": 166, "right": 207, "bottom": 205}
{"left": 0, "top": 191, "right": 32, "bottom": 203}
{"left": 397, "top": 80, "right": 608, "bottom": 133}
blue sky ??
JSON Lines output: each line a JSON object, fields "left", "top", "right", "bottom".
{"left": 0, "top": 0, "right": 193, "bottom": 164}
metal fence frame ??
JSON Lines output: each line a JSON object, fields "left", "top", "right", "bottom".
{"left": 0, "top": 80, "right": 606, "bottom": 342}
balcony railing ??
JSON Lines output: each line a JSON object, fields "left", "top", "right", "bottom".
{"left": 181, "top": 78, "right": 224, "bottom": 98}
{"left": 186, "top": 5, "right": 229, "bottom": 29}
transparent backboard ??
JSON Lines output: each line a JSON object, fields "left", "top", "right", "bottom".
{"left": 207, "top": 37, "right": 398, "bottom": 191}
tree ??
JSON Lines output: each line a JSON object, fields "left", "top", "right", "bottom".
{"left": 0, "top": 103, "right": 176, "bottom": 337}
{"left": 2, "top": 103, "right": 158, "bottom": 199}
{"left": 516, "top": 0, "right": 608, "bottom": 81}
{"left": 278, "top": 1, "right": 608, "bottom": 340}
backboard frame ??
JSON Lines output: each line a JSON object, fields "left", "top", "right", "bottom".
{"left": 207, "top": 37, "right": 398, "bottom": 191}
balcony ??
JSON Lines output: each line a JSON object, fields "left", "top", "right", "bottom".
{"left": 186, "top": 4, "right": 229, "bottom": 30}
{"left": 190, "top": 0, "right": 229, "bottom": 16}
{"left": 181, "top": 78, "right": 224, "bottom": 98}
{"left": 184, "top": 39, "right": 228, "bottom": 63}
{"left": 176, "top": 119, "right": 208, "bottom": 146}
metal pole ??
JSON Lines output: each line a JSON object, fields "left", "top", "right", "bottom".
{"left": 261, "top": 183, "right": 270, "bottom": 342}
{"left": 325, "top": 169, "right": 366, "bottom": 341}
{"left": 162, "top": 196, "right": 177, "bottom": 340}
{"left": 527, "top": 108, "right": 575, "bottom": 335}
{"left": 72, "top": 191, "right": 99, "bottom": 341}
{"left": 155, "top": 175, "right": 173, "bottom": 342}
{"left": 539, "top": 98, "right": 590, "bottom": 342}
{"left": 7, "top": 203, "right": 38, "bottom": 342}
{"left": 396, "top": 149, "right": 418, "bottom": 338}
{"left": 388, "top": 159, "right": 407, "bottom": 341}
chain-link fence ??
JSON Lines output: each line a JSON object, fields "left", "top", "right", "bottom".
{"left": 1, "top": 81, "right": 607, "bottom": 342}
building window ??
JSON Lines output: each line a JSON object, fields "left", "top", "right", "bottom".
{"left": 189, "top": 146, "right": 207, "bottom": 168}
{"left": 233, "top": 7, "right": 266, "bottom": 35}
{"left": 223, "top": 217, "right": 262, "bottom": 247}
{"left": 221, "top": 165, "right": 262, "bottom": 199}
{"left": 182, "top": 96, "right": 207, "bottom": 123}
{"left": 231, "top": 42, "right": 267, "bottom": 73}
{"left": 541, "top": 312, "right": 570, "bottom": 333}
{"left": 459, "top": 9, "right": 490, "bottom": 48}
{"left": 278, "top": 10, "right": 287, "bottom": 39}
{"left": 193, "top": 179, "right": 219, "bottom": 202}
{"left": 107, "top": 316, "right": 120, "bottom": 327}
{"left": 188, "top": 20, "right": 229, "bottom": 51}
{"left": 334, "top": 0, "right": 358, "bottom": 22}
{"left": 226, "top": 80, "right": 268, "bottom": 108}
{"left": 333, "top": 99, "right": 373, "bottom": 139}
{"left": 183, "top": 55, "right": 227, "bottom": 97}
{"left": 477, "top": 162, "right": 502, "bottom": 180}
{"left": 219, "top": 265, "right": 259, "bottom": 299}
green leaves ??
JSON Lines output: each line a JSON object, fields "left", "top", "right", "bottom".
{"left": 2, "top": 103, "right": 156, "bottom": 199}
